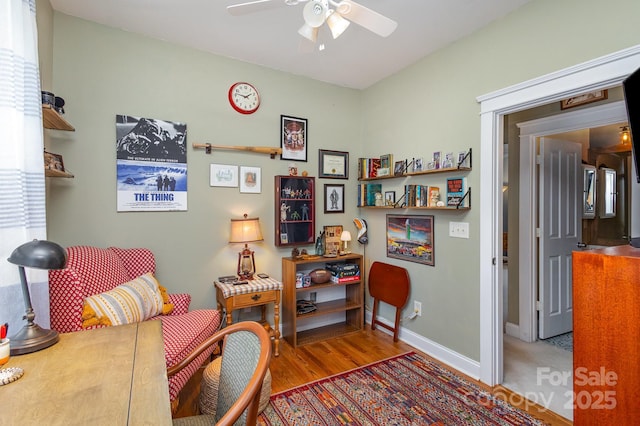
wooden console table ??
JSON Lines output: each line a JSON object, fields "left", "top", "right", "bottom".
{"left": 214, "top": 277, "right": 282, "bottom": 357}
{"left": 0, "top": 321, "right": 172, "bottom": 425}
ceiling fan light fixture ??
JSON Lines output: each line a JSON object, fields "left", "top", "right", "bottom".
{"left": 302, "top": 0, "right": 328, "bottom": 28}
{"left": 326, "top": 11, "right": 350, "bottom": 39}
{"left": 298, "top": 23, "right": 319, "bottom": 42}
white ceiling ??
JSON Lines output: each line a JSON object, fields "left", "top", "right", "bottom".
{"left": 48, "top": 0, "right": 532, "bottom": 90}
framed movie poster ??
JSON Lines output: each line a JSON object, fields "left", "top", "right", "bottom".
{"left": 281, "top": 115, "right": 307, "bottom": 161}
{"left": 386, "top": 214, "right": 434, "bottom": 266}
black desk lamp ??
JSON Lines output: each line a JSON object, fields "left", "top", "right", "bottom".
{"left": 7, "top": 239, "right": 67, "bottom": 355}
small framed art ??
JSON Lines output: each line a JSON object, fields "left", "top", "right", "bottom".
{"left": 318, "top": 149, "right": 349, "bottom": 179}
{"left": 239, "top": 166, "right": 261, "bottom": 193}
{"left": 384, "top": 191, "right": 396, "bottom": 206}
{"left": 323, "top": 225, "right": 343, "bottom": 256}
{"left": 386, "top": 214, "right": 434, "bottom": 266}
{"left": 281, "top": 115, "right": 307, "bottom": 161}
{"left": 324, "top": 184, "right": 344, "bottom": 213}
{"left": 210, "top": 164, "right": 238, "bottom": 187}
{"left": 561, "top": 90, "right": 608, "bottom": 110}
{"left": 44, "top": 151, "right": 65, "bottom": 172}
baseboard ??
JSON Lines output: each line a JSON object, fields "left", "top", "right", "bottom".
{"left": 365, "top": 311, "right": 481, "bottom": 381}
{"left": 505, "top": 321, "right": 520, "bottom": 338}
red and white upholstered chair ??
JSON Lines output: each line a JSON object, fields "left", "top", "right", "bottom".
{"left": 49, "top": 246, "right": 221, "bottom": 409}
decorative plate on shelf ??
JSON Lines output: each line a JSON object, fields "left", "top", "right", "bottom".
{"left": 0, "top": 367, "right": 24, "bottom": 386}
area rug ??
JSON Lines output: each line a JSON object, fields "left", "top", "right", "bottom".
{"left": 258, "top": 352, "right": 545, "bottom": 425}
{"left": 540, "top": 332, "right": 573, "bottom": 352}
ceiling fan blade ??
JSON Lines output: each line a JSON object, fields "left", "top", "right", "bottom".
{"left": 336, "top": 0, "right": 397, "bottom": 37}
{"left": 227, "top": 0, "right": 285, "bottom": 16}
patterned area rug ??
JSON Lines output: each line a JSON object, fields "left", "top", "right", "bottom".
{"left": 541, "top": 332, "right": 573, "bottom": 352}
{"left": 258, "top": 352, "right": 544, "bottom": 425}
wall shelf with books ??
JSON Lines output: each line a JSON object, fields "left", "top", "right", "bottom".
{"left": 357, "top": 150, "right": 471, "bottom": 210}
{"left": 358, "top": 148, "right": 471, "bottom": 181}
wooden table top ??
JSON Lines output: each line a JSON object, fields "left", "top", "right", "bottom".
{"left": 0, "top": 321, "right": 172, "bottom": 425}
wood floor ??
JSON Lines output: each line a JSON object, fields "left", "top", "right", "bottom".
{"left": 174, "top": 325, "right": 572, "bottom": 425}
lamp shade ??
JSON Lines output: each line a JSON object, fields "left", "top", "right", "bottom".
{"left": 326, "top": 11, "right": 350, "bottom": 39}
{"left": 298, "top": 23, "right": 319, "bottom": 42}
{"left": 8, "top": 240, "right": 67, "bottom": 270}
{"left": 229, "top": 215, "right": 264, "bottom": 243}
{"left": 340, "top": 230, "right": 352, "bottom": 242}
{"left": 302, "top": 0, "right": 328, "bottom": 28}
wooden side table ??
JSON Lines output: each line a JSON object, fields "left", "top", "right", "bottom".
{"left": 214, "top": 277, "right": 282, "bottom": 357}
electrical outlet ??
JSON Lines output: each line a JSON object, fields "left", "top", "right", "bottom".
{"left": 310, "top": 292, "right": 317, "bottom": 302}
{"left": 414, "top": 300, "right": 422, "bottom": 317}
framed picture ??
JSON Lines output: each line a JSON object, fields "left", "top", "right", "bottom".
{"left": 210, "top": 164, "right": 238, "bottom": 187}
{"left": 239, "top": 166, "right": 261, "bottom": 193}
{"left": 394, "top": 160, "right": 406, "bottom": 176}
{"left": 323, "top": 225, "right": 343, "bottom": 256}
{"left": 318, "top": 149, "right": 349, "bottom": 179}
{"left": 386, "top": 214, "right": 434, "bottom": 266}
{"left": 561, "top": 89, "right": 608, "bottom": 110}
{"left": 413, "top": 158, "right": 423, "bottom": 172}
{"left": 324, "top": 184, "right": 344, "bottom": 213}
{"left": 384, "top": 191, "right": 396, "bottom": 206}
{"left": 281, "top": 115, "right": 307, "bottom": 161}
{"left": 44, "top": 151, "right": 65, "bottom": 172}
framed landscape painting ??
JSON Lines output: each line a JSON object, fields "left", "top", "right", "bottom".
{"left": 386, "top": 214, "right": 434, "bottom": 266}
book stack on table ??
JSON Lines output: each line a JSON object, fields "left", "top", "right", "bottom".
{"left": 326, "top": 262, "right": 360, "bottom": 284}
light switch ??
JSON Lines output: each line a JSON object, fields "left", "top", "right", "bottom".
{"left": 449, "top": 221, "right": 469, "bottom": 239}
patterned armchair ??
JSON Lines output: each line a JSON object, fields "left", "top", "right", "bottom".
{"left": 49, "top": 246, "right": 221, "bottom": 407}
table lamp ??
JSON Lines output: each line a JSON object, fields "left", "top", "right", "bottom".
{"left": 7, "top": 239, "right": 67, "bottom": 355}
{"left": 340, "top": 230, "right": 352, "bottom": 255}
{"left": 229, "top": 214, "right": 264, "bottom": 280}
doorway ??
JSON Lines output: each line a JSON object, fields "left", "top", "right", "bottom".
{"left": 512, "top": 101, "right": 630, "bottom": 344}
{"left": 476, "top": 44, "right": 640, "bottom": 391}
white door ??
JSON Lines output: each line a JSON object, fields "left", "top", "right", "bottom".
{"left": 538, "top": 137, "right": 581, "bottom": 339}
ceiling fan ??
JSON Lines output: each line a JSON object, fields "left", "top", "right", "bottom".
{"left": 227, "top": 0, "right": 397, "bottom": 43}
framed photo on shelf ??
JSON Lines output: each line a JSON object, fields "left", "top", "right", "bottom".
{"left": 239, "top": 166, "right": 261, "bottom": 193}
{"left": 323, "top": 225, "right": 343, "bottom": 256}
{"left": 324, "top": 183, "right": 344, "bottom": 213}
{"left": 281, "top": 115, "right": 307, "bottom": 161}
{"left": 386, "top": 214, "right": 434, "bottom": 266}
{"left": 318, "top": 149, "right": 349, "bottom": 179}
{"left": 44, "top": 151, "right": 65, "bottom": 172}
{"left": 384, "top": 191, "right": 396, "bottom": 206}
{"left": 210, "top": 164, "right": 238, "bottom": 187}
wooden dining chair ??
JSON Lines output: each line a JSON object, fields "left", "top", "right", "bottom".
{"left": 369, "top": 261, "right": 410, "bottom": 342}
{"left": 169, "top": 321, "right": 272, "bottom": 426}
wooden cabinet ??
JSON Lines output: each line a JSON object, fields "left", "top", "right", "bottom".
{"left": 573, "top": 245, "right": 640, "bottom": 424}
{"left": 281, "top": 254, "right": 363, "bottom": 347}
{"left": 43, "top": 104, "right": 75, "bottom": 178}
{"left": 275, "top": 175, "right": 315, "bottom": 247}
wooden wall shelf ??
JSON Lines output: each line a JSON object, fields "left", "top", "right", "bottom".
{"left": 45, "top": 168, "right": 74, "bottom": 178}
{"left": 42, "top": 104, "right": 75, "bottom": 131}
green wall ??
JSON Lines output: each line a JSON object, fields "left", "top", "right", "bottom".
{"left": 360, "top": 0, "right": 639, "bottom": 359}
{"left": 46, "top": 0, "right": 640, "bottom": 363}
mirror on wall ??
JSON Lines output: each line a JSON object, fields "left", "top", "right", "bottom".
{"left": 598, "top": 167, "right": 617, "bottom": 219}
{"left": 583, "top": 165, "right": 596, "bottom": 219}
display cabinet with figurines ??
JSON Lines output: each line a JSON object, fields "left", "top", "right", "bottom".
{"left": 275, "top": 175, "right": 315, "bottom": 247}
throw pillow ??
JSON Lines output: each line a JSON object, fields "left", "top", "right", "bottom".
{"left": 81, "top": 272, "right": 174, "bottom": 328}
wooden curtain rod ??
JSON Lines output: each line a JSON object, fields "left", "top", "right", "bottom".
{"left": 192, "top": 143, "right": 282, "bottom": 159}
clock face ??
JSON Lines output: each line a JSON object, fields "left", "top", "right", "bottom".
{"left": 228, "top": 82, "right": 260, "bottom": 114}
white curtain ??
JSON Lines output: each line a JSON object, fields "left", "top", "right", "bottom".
{"left": 0, "top": 0, "right": 47, "bottom": 328}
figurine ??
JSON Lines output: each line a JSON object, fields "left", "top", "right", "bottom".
{"left": 280, "top": 202, "right": 290, "bottom": 222}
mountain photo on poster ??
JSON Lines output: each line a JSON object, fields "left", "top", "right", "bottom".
{"left": 446, "top": 177, "right": 467, "bottom": 207}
